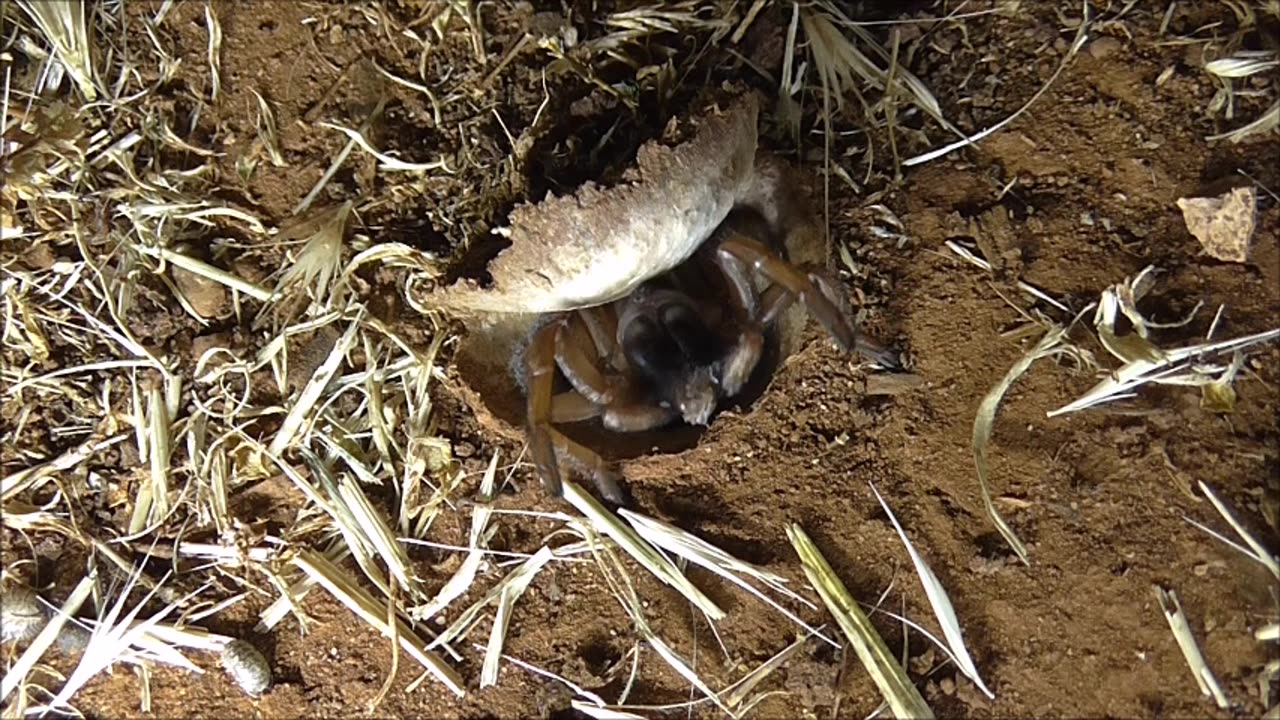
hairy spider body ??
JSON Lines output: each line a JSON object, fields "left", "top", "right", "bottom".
{"left": 521, "top": 219, "right": 899, "bottom": 503}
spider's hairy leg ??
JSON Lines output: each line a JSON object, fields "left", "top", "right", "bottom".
{"left": 758, "top": 283, "right": 794, "bottom": 325}
{"left": 810, "top": 273, "right": 901, "bottom": 368}
{"left": 552, "top": 386, "right": 678, "bottom": 431}
{"left": 578, "top": 305, "right": 625, "bottom": 372}
{"left": 698, "top": 248, "right": 765, "bottom": 396}
{"left": 551, "top": 391, "right": 603, "bottom": 423}
{"left": 718, "top": 230, "right": 901, "bottom": 368}
{"left": 547, "top": 427, "right": 627, "bottom": 504}
{"left": 717, "top": 230, "right": 857, "bottom": 350}
{"left": 602, "top": 403, "right": 678, "bottom": 432}
{"left": 718, "top": 328, "right": 764, "bottom": 396}
{"left": 555, "top": 311, "right": 622, "bottom": 404}
{"left": 525, "top": 320, "right": 564, "bottom": 497}
{"left": 709, "top": 246, "right": 759, "bottom": 319}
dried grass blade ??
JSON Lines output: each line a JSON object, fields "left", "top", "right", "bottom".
{"left": 585, "top": 526, "right": 735, "bottom": 717}
{"left": 647, "top": 632, "right": 731, "bottom": 715}
{"left": 620, "top": 509, "right": 834, "bottom": 646}
{"left": 1155, "top": 586, "right": 1229, "bottom": 709}
{"left": 869, "top": 484, "right": 994, "bottom": 699}
{"left": 17, "top": 0, "right": 97, "bottom": 100}
{"left": 787, "top": 524, "right": 933, "bottom": 719}
{"left": 51, "top": 574, "right": 201, "bottom": 709}
{"left": 1197, "top": 481, "right": 1279, "bottom": 580}
{"left": 477, "top": 645, "right": 607, "bottom": 707}
{"left": 905, "top": 1, "right": 1090, "bottom": 165}
{"left": 1205, "top": 55, "right": 1279, "bottom": 78}
{"left": 268, "top": 311, "right": 362, "bottom": 455}
{"left": 0, "top": 575, "right": 94, "bottom": 702}
{"left": 720, "top": 634, "right": 811, "bottom": 709}
{"left": 2, "top": 434, "right": 128, "bottom": 501}
{"left": 250, "top": 89, "right": 286, "bottom": 166}
{"left": 293, "top": 549, "right": 464, "bottom": 697}
{"left": 410, "top": 452, "right": 500, "bottom": 621}
{"left": 570, "top": 702, "right": 650, "bottom": 720}
{"left": 128, "top": 385, "right": 172, "bottom": 533}
{"left": 319, "top": 122, "right": 451, "bottom": 172}
{"left": 296, "top": 449, "right": 392, "bottom": 597}
{"left": 336, "top": 475, "right": 420, "bottom": 595}
{"left": 562, "top": 480, "right": 724, "bottom": 621}
{"left": 1049, "top": 327, "right": 1280, "bottom": 416}
{"left": 133, "top": 244, "right": 273, "bottom": 301}
{"left": 480, "top": 546, "right": 553, "bottom": 688}
{"left": 974, "top": 326, "right": 1070, "bottom": 563}
{"left": 1206, "top": 99, "right": 1279, "bottom": 143}
{"left": 257, "top": 545, "right": 351, "bottom": 632}
{"left": 204, "top": 4, "right": 222, "bottom": 101}
{"left": 431, "top": 545, "right": 554, "bottom": 650}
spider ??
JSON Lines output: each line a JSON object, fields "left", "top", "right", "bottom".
{"left": 520, "top": 215, "right": 900, "bottom": 504}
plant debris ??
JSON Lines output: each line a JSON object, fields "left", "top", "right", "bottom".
{"left": 1176, "top": 186, "right": 1258, "bottom": 263}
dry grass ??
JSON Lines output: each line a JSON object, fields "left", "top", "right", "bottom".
{"left": 3, "top": 2, "right": 843, "bottom": 708}
{"left": 4, "top": 1, "right": 1275, "bottom": 717}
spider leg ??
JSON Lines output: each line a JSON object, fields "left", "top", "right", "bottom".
{"left": 708, "top": 249, "right": 759, "bottom": 320}
{"left": 759, "top": 284, "right": 794, "bottom": 326}
{"left": 602, "top": 403, "right": 679, "bottom": 432}
{"left": 703, "top": 244, "right": 766, "bottom": 396}
{"left": 717, "top": 229, "right": 902, "bottom": 368}
{"left": 555, "top": 377, "right": 676, "bottom": 437}
{"left": 551, "top": 391, "right": 603, "bottom": 423}
{"left": 716, "top": 229, "right": 857, "bottom": 351}
{"left": 578, "top": 305, "right": 625, "bottom": 372}
{"left": 809, "top": 273, "right": 901, "bottom": 368}
{"left": 555, "top": 311, "right": 624, "bottom": 405}
{"left": 546, "top": 427, "right": 626, "bottom": 504}
{"left": 524, "top": 321, "right": 564, "bottom": 498}
{"left": 718, "top": 328, "right": 765, "bottom": 396}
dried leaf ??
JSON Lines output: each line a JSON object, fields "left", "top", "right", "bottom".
{"left": 1176, "top": 187, "right": 1257, "bottom": 263}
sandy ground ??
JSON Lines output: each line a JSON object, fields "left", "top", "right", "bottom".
{"left": 3, "top": 2, "right": 1278, "bottom": 719}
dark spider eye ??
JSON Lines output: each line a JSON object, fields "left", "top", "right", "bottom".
{"left": 621, "top": 316, "right": 683, "bottom": 381}
{"left": 659, "top": 304, "right": 719, "bottom": 365}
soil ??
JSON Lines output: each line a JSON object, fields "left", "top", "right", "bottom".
{"left": 5, "top": 2, "right": 1279, "bottom": 719}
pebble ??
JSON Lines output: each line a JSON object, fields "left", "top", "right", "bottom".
{"left": 172, "top": 266, "right": 229, "bottom": 319}
{"left": 1088, "top": 37, "right": 1123, "bottom": 60}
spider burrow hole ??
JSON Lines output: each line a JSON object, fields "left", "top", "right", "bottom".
{"left": 451, "top": 206, "right": 820, "bottom": 467}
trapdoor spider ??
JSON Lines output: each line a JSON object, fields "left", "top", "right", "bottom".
{"left": 521, "top": 217, "right": 899, "bottom": 504}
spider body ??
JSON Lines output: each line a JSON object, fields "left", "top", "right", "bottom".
{"left": 521, "top": 218, "right": 899, "bottom": 503}
{"left": 426, "top": 94, "right": 901, "bottom": 504}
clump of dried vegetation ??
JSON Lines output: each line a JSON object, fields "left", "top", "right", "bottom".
{"left": 2, "top": 1, "right": 1277, "bottom": 718}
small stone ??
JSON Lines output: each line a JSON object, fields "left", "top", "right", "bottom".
{"left": 1088, "top": 37, "right": 1123, "bottom": 60}
{"left": 172, "top": 266, "right": 229, "bottom": 318}
{"left": 940, "top": 676, "right": 957, "bottom": 696}
{"left": 23, "top": 243, "right": 56, "bottom": 271}
{"left": 865, "top": 373, "right": 924, "bottom": 396}
{"left": 909, "top": 646, "right": 937, "bottom": 674}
